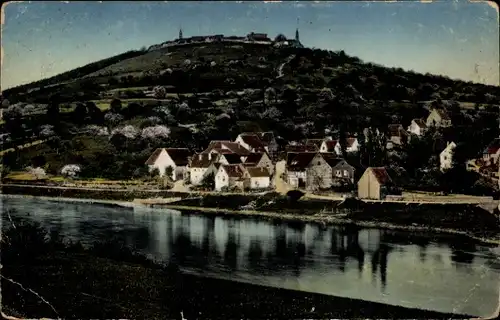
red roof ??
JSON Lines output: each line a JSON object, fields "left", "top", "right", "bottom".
{"left": 221, "top": 164, "right": 245, "bottom": 178}
{"left": 238, "top": 133, "right": 266, "bottom": 152}
{"left": 322, "top": 140, "right": 339, "bottom": 152}
{"left": 203, "top": 141, "right": 251, "bottom": 156}
{"left": 221, "top": 153, "right": 242, "bottom": 164}
{"left": 244, "top": 152, "right": 265, "bottom": 164}
{"left": 145, "top": 148, "right": 163, "bottom": 165}
{"left": 433, "top": 108, "right": 451, "bottom": 121}
{"left": 346, "top": 137, "right": 358, "bottom": 148}
{"left": 190, "top": 153, "right": 218, "bottom": 168}
{"left": 286, "top": 145, "right": 318, "bottom": 153}
{"left": 303, "top": 139, "right": 325, "bottom": 148}
{"left": 286, "top": 152, "right": 317, "bottom": 171}
{"left": 369, "top": 167, "right": 392, "bottom": 185}
{"left": 246, "top": 166, "right": 271, "bottom": 177}
{"left": 484, "top": 138, "right": 500, "bottom": 155}
{"left": 320, "top": 153, "right": 346, "bottom": 168}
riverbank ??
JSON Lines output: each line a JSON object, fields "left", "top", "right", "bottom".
{"left": 1, "top": 223, "right": 473, "bottom": 319}
{"left": 2, "top": 193, "right": 500, "bottom": 246}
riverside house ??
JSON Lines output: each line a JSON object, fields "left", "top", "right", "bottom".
{"left": 285, "top": 152, "right": 318, "bottom": 188}
{"left": 215, "top": 164, "right": 247, "bottom": 191}
{"left": 202, "top": 140, "right": 251, "bottom": 156}
{"left": 189, "top": 153, "right": 220, "bottom": 185}
{"left": 243, "top": 152, "right": 274, "bottom": 175}
{"left": 321, "top": 153, "right": 356, "bottom": 186}
{"left": 243, "top": 167, "right": 272, "bottom": 189}
{"left": 145, "top": 148, "right": 191, "bottom": 180}
{"left": 357, "top": 167, "right": 395, "bottom": 200}
{"left": 257, "top": 131, "right": 279, "bottom": 159}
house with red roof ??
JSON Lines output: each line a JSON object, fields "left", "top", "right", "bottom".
{"left": 243, "top": 152, "right": 274, "bottom": 175}
{"left": 215, "top": 164, "right": 247, "bottom": 191}
{"left": 145, "top": 148, "right": 191, "bottom": 181}
{"left": 285, "top": 152, "right": 320, "bottom": 188}
{"left": 188, "top": 153, "right": 220, "bottom": 185}
{"left": 235, "top": 133, "right": 267, "bottom": 153}
{"left": 243, "top": 166, "right": 272, "bottom": 189}
{"left": 357, "top": 167, "right": 395, "bottom": 200}
{"left": 482, "top": 138, "right": 500, "bottom": 165}
{"left": 202, "top": 140, "right": 251, "bottom": 156}
{"left": 387, "top": 124, "right": 410, "bottom": 149}
{"left": 319, "top": 137, "right": 359, "bottom": 155}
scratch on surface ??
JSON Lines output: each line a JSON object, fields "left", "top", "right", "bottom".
{"left": 0, "top": 274, "right": 60, "bottom": 319}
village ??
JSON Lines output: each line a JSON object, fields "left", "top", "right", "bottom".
{"left": 145, "top": 104, "right": 500, "bottom": 201}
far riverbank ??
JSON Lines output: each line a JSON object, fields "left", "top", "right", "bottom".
{"left": 2, "top": 184, "right": 500, "bottom": 245}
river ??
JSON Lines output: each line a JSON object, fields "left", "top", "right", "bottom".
{"left": 2, "top": 196, "right": 500, "bottom": 317}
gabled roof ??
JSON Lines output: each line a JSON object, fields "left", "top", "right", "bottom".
{"left": 431, "top": 108, "right": 451, "bottom": 121}
{"left": 164, "top": 148, "right": 191, "bottom": 166}
{"left": 369, "top": 167, "right": 392, "bottom": 185}
{"left": 413, "top": 118, "right": 427, "bottom": 128}
{"left": 203, "top": 141, "right": 251, "bottom": 155}
{"left": 322, "top": 140, "right": 339, "bottom": 152}
{"left": 388, "top": 124, "right": 408, "bottom": 137}
{"left": 346, "top": 137, "right": 358, "bottom": 148}
{"left": 286, "top": 152, "right": 317, "bottom": 171}
{"left": 237, "top": 133, "right": 266, "bottom": 151}
{"left": 320, "top": 153, "right": 347, "bottom": 168}
{"left": 145, "top": 148, "right": 164, "bottom": 165}
{"left": 257, "top": 132, "right": 275, "bottom": 145}
{"left": 221, "top": 164, "right": 245, "bottom": 178}
{"left": 286, "top": 144, "right": 318, "bottom": 153}
{"left": 221, "top": 153, "right": 242, "bottom": 164}
{"left": 484, "top": 138, "right": 500, "bottom": 155}
{"left": 246, "top": 166, "right": 271, "bottom": 178}
{"left": 145, "top": 148, "right": 191, "bottom": 166}
{"left": 303, "top": 139, "right": 325, "bottom": 148}
{"left": 190, "top": 153, "right": 218, "bottom": 168}
{"left": 244, "top": 152, "right": 265, "bottom": 164}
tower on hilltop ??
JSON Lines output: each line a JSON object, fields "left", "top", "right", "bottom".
{"left": 179, "top": 27, "right": 183, "bottom": 40}
{"left": 295, "top": 17, "right": 300, "bottom": 42}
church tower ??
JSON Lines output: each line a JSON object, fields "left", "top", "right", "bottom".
{"left": 179, "top": 27, "right": 183, "bottom": 40}
{"left": 295, "top": 17, "right": 300, "bottom": 42}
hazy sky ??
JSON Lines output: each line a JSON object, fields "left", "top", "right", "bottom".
{"left": 1, "top": 1, "right": 499, "bottom": 89}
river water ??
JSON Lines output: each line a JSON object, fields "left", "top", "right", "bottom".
{"left": 2, "top": 196, "right": 500, "bottom": 317}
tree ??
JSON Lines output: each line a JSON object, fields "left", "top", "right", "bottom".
{"left": 200, "top": 172, "right": 215, "bottom": 190}
{"left": 110, "top": 98, "right": 122, "bottom": 114}
{"left": 274, "top": 34, "right": 287, "bottom": 42}
{"left": 72, "top": 103, "right": 88, "bottom": 124}
{"left": 46, "top": 102, "right": 60, "bottom": 125}
{"left": 153, "top": 86, "right": 167, "bottom": 99}
{"left": 287, "top": 190, "right": 305, "bottom": 203}
{"left": 165, "top": 166, "right": 174, "bottom": 180}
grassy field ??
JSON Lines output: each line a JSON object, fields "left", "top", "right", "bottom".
{"left": 0, "top": 139, "right": 46, "bottom": 156}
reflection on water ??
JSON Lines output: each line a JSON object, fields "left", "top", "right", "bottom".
{"left": 2, "top": 196, "right": 500, "bottom": 317}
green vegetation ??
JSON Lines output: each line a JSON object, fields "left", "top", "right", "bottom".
{"left": 0, "top": 42, "right": 498, "bottom": 194}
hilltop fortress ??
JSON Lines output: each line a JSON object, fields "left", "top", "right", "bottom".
{"left": 147, "top": 28, "right": 304, "bottom": 52}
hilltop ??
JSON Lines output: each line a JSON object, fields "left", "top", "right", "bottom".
{"left": 1, "top": 37, "right": 499, "bottom": 196}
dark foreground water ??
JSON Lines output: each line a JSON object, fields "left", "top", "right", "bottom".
{"left": 2, "top": 196, "right": 499, "bottom": 317}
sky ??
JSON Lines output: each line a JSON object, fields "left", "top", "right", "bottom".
{"left": 1, "top": 1, "right": 499, "bottom": 90}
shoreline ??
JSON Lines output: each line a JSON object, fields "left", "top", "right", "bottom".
{"left": 3, "top": 193, "right": 500, "bottom": 246}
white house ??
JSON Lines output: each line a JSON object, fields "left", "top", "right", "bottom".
{"left": 440, "top": 141, "right": 456, "bottom": 171}
{"left": 320, "top": 140, "right": 342, "bottom": 155}
{"left": 407, "top": 118, "right": 428, "bottom": 136}
{"left": 319, "top": 138, "right": 359, "bottom": 155}
{"left": 189, "top": 153, "right": 219, "bottom": 185}
{"left": 426, "top": 108, "right": 452, "bottom": 128}
{"left": 244, "top": 167, "right": 271, "bottom": 189}
{"left": 145, "top": 148, "right": 191, "bottom": 180}
{"left": 345, "top": 137, "right": 360, "bottom": 153}
{"left": 215, "top": 164, "right": 246, "bottom": 191}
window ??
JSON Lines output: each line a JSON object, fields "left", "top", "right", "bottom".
{"left": 343, "top": 170, "right": 348, "bottom": 177}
